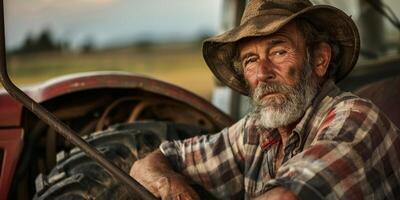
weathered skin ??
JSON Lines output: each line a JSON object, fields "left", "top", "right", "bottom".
{"left": 130, "top": 150, "right": 200, "bottom": 200}
{"left": 130, "top": 21, "right": 332, "bottom": 200}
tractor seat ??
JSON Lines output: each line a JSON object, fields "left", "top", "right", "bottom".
{"left": 355, "top": 75, "right": 400, "bottom": 128}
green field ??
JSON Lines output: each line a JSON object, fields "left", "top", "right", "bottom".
{"left": 7, "top": 43, "right": 215, "bottom": 99}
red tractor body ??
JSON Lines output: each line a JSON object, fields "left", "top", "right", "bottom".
{"left": 0, "top": 72, "right": 233, "bottom": 199}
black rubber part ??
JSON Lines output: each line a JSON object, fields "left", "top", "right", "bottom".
{"left": 33, "top": 121, "right": 204, "bottom": 200}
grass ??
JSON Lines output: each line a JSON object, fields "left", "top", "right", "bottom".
{"left": 7, "top": 43, "right": 215, "bottom": 99}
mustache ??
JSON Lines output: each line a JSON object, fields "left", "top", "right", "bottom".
{"left": 252, "top": 81, "right": 294, "bottom": 102}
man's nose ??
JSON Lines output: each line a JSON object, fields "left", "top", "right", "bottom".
{"left": 256, "top": 59, "right": 275, "bottom": 81}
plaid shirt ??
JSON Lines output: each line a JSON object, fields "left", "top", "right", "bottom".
{"left": 160, "top": 80, "right": 400, "bottom": 199}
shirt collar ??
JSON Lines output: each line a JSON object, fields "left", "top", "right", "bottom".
{"left": 291, "top": 79, "right": 341, "bottom": 150}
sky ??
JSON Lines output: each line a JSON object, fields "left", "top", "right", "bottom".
{"left": 4, "top": 0, "right": 224, "bottom": 50}
{"left": 4, "top": 0, "right": 399, "bottom": 50}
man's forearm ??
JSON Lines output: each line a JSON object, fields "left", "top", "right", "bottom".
{"left": 130, "top": 150, "right": 178, "bottom": 194}
{"left": 130, "top": 149, "right": 199, "bottom": 199}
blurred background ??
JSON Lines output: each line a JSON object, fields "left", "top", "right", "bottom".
{"left": 4, "top": 0, "right": 224, "bottom": 99}
{"left": 3, "top": 0, "right": 400, "bottom": 102}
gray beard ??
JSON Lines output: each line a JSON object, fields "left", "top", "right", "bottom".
{"left": 250, "top": 63, "right": 318, "bottom": 129}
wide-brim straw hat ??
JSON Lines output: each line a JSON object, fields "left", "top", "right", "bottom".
{"left": 202, "top": 0, "right": 360, "bottom": 96}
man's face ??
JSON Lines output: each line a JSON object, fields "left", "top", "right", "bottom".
{"left": 238, "top": 22, "right": 319, "bottom": 128}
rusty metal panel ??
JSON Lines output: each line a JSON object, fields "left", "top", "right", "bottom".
{"left": 26, "top": 71, "right": 234, "bottom": 129}
{"left": 0, "top": 92, "right": 23, "bottom": 127}
{"left": 0, "top": 129, "right": 23, "bottom": 200}
{"left": 1, "top": 71, "right": 234, "bottom": 129}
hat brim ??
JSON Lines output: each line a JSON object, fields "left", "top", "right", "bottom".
{"left": 202, "top": 5, "right": 360, "bottom": 96}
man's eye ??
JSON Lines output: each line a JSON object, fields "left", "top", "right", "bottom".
{"left": 243, "top": 56, "right": 257, "bottom": 66}
{"left": 272, "top": 50, "right": 287, "bottom": 56}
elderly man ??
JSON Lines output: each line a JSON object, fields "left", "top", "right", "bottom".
{"left": 130, "top": 0, "right": 400, "bottom": 199}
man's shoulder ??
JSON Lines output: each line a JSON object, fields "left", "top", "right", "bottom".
{"left": 317, "top": 90, "right": 398, "bottom": 132}
{"left": 310, "top": 90, "right": 386, "bottom": 133}
{"left": 316, "top": 90, "right": 383, "bottom": 125}
{"left": 310, "top": 80, "right": 375, "bottom": 118}
{"left": 306, "top": 90, "right": 399, "bottom": 147}
{"left": 330, "top": 91, "right": 375, "bottom": 111}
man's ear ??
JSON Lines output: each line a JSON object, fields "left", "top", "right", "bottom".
{"left": 312, "top": 42, "right": 331, "bottom": 78}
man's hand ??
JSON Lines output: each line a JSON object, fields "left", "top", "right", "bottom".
{"left": 130, "top": 150, "right": 200, "bottom": 200}
{"left": 253, "top": 187, "right": 298, "bottom": 200}
{"left": 153, "top": 174, "right": 200, "bottom": 200}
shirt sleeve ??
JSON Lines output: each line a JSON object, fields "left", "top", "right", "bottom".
{"left": 264, "top": 98, "right": 400, "bottom": 199}
{"left": 159, "top": 117, "right": 248, "bottom": 199}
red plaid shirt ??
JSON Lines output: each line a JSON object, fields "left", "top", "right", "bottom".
{"left": 160, "top": 80, "right": 400, "bottom": 199}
